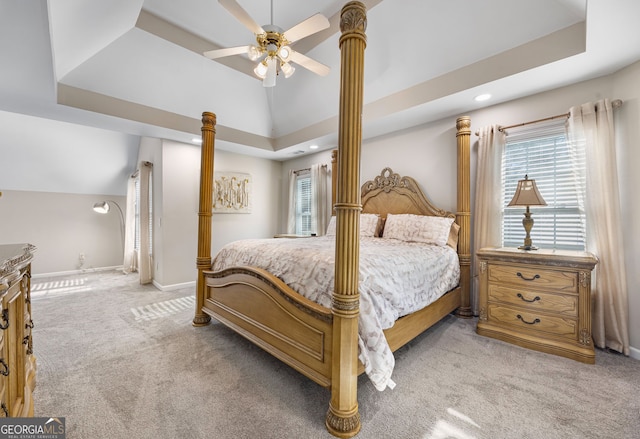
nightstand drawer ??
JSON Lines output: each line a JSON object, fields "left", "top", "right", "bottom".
{"left": 488, "top": 285, "right": 578, "bottom": 317}
{"left": 488, "top": 265, "right": 578, "bottom": 293}
{"left": 488, "top": 304, "right": 578, "bottom": 339}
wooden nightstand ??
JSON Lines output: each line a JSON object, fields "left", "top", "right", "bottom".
{"left": 476, "top": 247, "right": 598, "bottom": 363}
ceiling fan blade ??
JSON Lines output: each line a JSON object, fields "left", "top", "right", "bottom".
{"left": 204, "top": 45, "right": 251, "bottom": 60}
{"left": 218, "top": 0, "right": 264, "bottom": 35}
{"left": 283, "top": 13, "right": 329, "bottom": 43}
{"left": 289, "top": 51, "right": 330, "bottom": 77}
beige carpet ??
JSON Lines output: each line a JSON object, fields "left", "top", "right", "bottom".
{"left": 31, "top": 270, "right": 640, "bottom": 439}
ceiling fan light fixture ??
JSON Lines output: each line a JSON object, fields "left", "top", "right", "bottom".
{"left": 212, "top": 0, "right": 330, "bottom": 87}
{"left": 278, "top": 45, "right": 291, "bottom": 62}
{"left": 254, "top": 60, "right": 268, "bottom": 79}
{"left": 247, "top": 45, "right": 262, "bottom": 61}
{"left": 281, "top": 62, "right": 295, "bottom": 78}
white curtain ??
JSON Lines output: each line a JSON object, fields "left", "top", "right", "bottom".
{"left": 138, "top": 162, "right": 153, "bottom": 284}
{"left": 311, "top": 163, "right": 329, "bottom": 236}
{"left": 122, "top": 175, "right": 138, "bottom": 274}
{"left": 286, "top": 169, "right": 296, "bottom": 234}
{"left": 472, "top": 125, "right": 506, "bottom": 314}
{"left": 567, "top": 99, "right": 629, "bottom": 355}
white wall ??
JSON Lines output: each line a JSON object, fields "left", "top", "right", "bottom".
{"left": 142, "top": 139, "right": 282, "bottom": 289}
{"left": 0, "top": 190, "right": 126, "bottom": 275}
{"left": 211, "top": 149, "right": 283, "bottom": 254}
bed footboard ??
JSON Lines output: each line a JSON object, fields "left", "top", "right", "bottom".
{"left": 203, "top": 267, "right": 334, "bottom": 387}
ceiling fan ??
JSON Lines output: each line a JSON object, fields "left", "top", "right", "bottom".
{"left": 204, "top": 0, "right": 331, "bottom": 87}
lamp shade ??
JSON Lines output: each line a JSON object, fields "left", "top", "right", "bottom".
{"left": 281, "top": 62, "right": 295, "bottom": 78}
{"left": 507, "top": 175, "right": 547, "bottom": 207}
{"left": 93, "top": 201, "right": 110, "bottom": 214}
{"left": 254, "top": 60, "right": 268, "bottom": 79}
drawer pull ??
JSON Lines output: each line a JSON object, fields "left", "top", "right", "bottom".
{"left": 0, "top": 358, "right": 8, "bottom": 376}
{"left": 517, "top": 314, "right": 541, "bottom": 325}
{"left": 517, "top": 293, "right": 541, "bottom": 303}
{"left": 517, "top": 272, "right": 540, "bottom": 281}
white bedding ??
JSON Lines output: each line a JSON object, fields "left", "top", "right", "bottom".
{"left": 211, "top": 236, "right": 460, "bottom": 391}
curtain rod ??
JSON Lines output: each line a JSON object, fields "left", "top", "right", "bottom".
{"left": 293, "top": 164, "right": 327, "bottom": 175}
{"left": 475, "top": 99, "right": 623, "bottom": 136}
{"left": 130, "top": 161, "right": 154, "bottom": 178}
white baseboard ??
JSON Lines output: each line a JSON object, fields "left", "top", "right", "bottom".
{"left": 629, "top": 346, "right": 640, "bottom": 361}
{"left": 152, "top": 279, "right": 196, "bottom": 292}
{"left": 32, "top": 266, "right": 124, "bottom": 279}
{"left": 32, "top": 267, "right": 195, "bottom": 292}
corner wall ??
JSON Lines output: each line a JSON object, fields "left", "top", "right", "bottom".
{"left": 0, "top": 190, "right": 127, "bottom": 275}
{"left": 149, "top": 140, "right": 282, "bottom": 289}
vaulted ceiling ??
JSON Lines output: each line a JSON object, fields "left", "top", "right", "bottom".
{"left": 2, "top": 0, "right": 640, "bottom": 173}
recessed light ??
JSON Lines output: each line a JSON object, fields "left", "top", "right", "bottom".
{"left": 309, "top": 144, "right": 319, "bottom": 150}
{"left": 192, "top": 137, "right": 202, "bottom": 144}
{"left": 474, "top": 93, "right": 491, "bottom": 102}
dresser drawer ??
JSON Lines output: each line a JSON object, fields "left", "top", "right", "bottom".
{"left": 488, "top": 265, "right": 578, "bottom": 293}
{"left": 488, "top": 285, "right": 578, "bottom": 317}
{"left": 488, "top": 304, "right": 578, "bottom": 340}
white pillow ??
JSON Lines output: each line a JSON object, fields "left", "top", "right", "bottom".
{"left": 360, "top": 213, "right": 380, "bottom": 237}
{"left": 325, "top": 213, "right": 379, "bottom": 237}
{"left": 382, "top": 213, "right": 454, "bottom": 246}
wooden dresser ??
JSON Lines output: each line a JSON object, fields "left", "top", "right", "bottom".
{"left": 0, "top": 244, "right": 36, "bottom": 417}
{"left": 476, "top": 247, "right": 598, "bottom": 364}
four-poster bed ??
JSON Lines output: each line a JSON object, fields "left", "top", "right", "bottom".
{"left": 193, "top": 2, "right": 472, "bottom": 437}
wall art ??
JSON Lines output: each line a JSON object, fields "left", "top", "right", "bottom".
{"left": 213, "top": 172, "right": 252, "bottom": 213}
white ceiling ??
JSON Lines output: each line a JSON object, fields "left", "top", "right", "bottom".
{"left": 1, "top": 0, "right": 640, "bottom": 193}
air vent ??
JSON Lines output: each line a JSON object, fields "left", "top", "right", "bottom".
{"left": 291, "top": 150, "right": 305, "bottom": 155}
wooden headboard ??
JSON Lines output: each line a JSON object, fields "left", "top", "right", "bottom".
{"left": 330, "top": 153, "right": 454, "bottom": 220}
{"left": 360, "top": 167, "right": 455, "bottom": 220}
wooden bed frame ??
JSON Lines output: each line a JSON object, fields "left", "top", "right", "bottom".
{"left": 192, "top": 3, "right": 472, "bottom": 437}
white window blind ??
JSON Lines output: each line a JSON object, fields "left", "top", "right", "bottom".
{"left": 502, "top": 121, "right": 586, "bottom": 251}
{"left": 295, "top": 172, "right": 312, "bottom": 235}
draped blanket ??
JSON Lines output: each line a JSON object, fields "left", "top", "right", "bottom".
{"left": 211, "top": 236, "right": 460, "bottom": 390}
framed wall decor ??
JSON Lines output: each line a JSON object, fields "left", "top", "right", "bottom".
{"left": 213, "top": 172, "right": 252, "bottom": 213}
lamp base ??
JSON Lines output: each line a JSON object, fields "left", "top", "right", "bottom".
{"left": 518, "top": 244, "right": 539, "bottom": 251}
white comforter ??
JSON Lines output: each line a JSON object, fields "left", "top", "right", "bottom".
{"left": 211, "top": 236, "right": 460, "bottom": 391}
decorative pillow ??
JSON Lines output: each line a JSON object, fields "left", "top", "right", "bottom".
{"left": 360, "top": 213, "right": 380, "bottom": 237}
{"left": 382, "top": 213, "right": 454, "bottom": 246}
{"left": 325, "top": 214, "right": 379, "bottom": 237}
{"left": 447, "top": 221, "right": 460, "bottom": 249}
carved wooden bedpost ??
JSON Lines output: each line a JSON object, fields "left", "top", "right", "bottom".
{"left": 331, "top": 149, "right": 338, "bottom": 213}
{"left": 455, "top": 116, "right": 473, "bottom": 318}
{"left": 326, "top": 2, "right": 366, "bottom": 438}
{"left": 193, "top": 112, "right": 217, "bottom": 327}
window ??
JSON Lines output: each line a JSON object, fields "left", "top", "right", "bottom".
{"left": 501, "top": 121, "right": 586, "bottom": 251}
{"left": 294, "top": 171, "right": 312, "bottom": 235}
{"left": 288, "top": 164, "right": 329, "bottom": 236}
